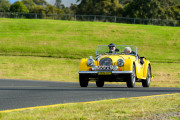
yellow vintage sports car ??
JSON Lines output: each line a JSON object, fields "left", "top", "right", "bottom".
{"left": 78, "top": 45, "right": 153, "bottom": 88}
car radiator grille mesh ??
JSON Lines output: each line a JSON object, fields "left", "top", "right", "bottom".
{"left": 99, "top": 58, "right": 112, "bottom": 66}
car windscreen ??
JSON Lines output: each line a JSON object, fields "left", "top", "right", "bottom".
{"left": 96, "top": 45, "right": 137, "bottom": 56}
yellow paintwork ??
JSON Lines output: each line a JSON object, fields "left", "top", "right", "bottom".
{"left": 79, "top": 54, "right": 152, "bottom": 80}
{"left": 79, "top": 58, "right": 91, "bottom": 71}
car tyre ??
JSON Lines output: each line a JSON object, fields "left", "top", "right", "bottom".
{"left": 142, "top": 66, "right": 151, "bottom": 87}
{"left": 96, "top": 80, "right": 104, "bottom": 87}
{"left": 79, "top": 74, "right": 89, "bottom": 87}
{"left": 126, "top": 64, "right": 136, "bottom": 88}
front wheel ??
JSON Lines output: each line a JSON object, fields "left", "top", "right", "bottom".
{"left": 126, "top": 64, "right": 136, "bottom": 88}
{"left": 79, "top": 74, "right": 89, "bottom": 87}
{"left": 142, "top": 66, "right": 151, "bottom": 87}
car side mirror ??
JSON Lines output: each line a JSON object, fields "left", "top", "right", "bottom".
{"left": 115, "top": 49, "right": 119, "bottom": 52}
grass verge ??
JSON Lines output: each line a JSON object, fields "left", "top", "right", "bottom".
{"left": 0, "top": 94, "right": 179, "bottom": 120}
{"left": 0, "top": 56, "right": 79, "bottom": 82}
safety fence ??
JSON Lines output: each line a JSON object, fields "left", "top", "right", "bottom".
{"left": 0, "top": 12, "right": 179, "bottom": 27}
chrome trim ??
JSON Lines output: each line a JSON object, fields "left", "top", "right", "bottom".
{"left": 117, "top": 59, "right": 125, "bottom": 67}
{"left": 112, "top": 71, "right": 132, "bottom": 74}
{"left": 79, "top": 71, "right": 98, "bottom": 74}
{"left": 79, "top": 71, "right": 132, "bottom": 74}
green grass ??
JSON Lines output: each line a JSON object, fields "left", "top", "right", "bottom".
{"left": 0, "top": 18, "right": 179, "bottom": 87}
{"left": 1, "top": 94, "right": 179, "bottom": 120}
{"left": 0, "top": 56, "right": 79, "bottom": 82}
{"left": 0, "top": 18, "right": 180, "bottom": 62}
{"left": 151, "top": 62, "right": 180, "bottom": 87}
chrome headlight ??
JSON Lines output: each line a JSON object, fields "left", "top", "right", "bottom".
{"left": 87, "top": 56, "right": 94, "bottom": 66}
{"left": 117, "top": 59, "right": 125, "bottom": 67}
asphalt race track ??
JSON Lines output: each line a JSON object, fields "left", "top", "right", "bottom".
{"left": 0, "top": 79, "right": 180, "bottom": 111}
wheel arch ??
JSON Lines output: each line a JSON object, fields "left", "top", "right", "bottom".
{"left": 133, "top": 61, "right": 139, "bottom": 80}
{"left": 143, "top": 60, "right": 152, "bottom": 78}
{"left": 148, "top": 63, "right": 153, "bottom": 78}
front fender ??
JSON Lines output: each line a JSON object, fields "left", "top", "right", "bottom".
{"left": 79, "top": 58, "right": 90, "bottom": 71}
{"left": 143, "top": 60, "right": 153, "bottom": 78}
{"left": 124, "top": 59, "right": 133, "bottom": 71}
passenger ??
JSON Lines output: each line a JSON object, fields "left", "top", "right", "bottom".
{"left": 124, "top": 47, "right": 144, "bottom": 64}
{"left": 124, "top": 47, "right": 132, "bottom": 54}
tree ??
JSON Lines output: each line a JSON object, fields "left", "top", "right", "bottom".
{"left": 0, "top": 0, "right": 10, "bottom": 12}
{"left": 95, "top": 0, "right": 123, "bottom": 16}
{"left": 171, "top": 5, "right": 180, "bottom": 20}
{"left": 10, "top": 1, "right": 29, "bottom": 13}
{"left": 173, "top": 0, "right": 180, "bottom": 4}
{"left": 22, "top": 0, "right": 36, "bottom": 12}
{"left": 54, "top": 0, "right": 62, "bottom": 9}
{"left": 124, "top": 0, "right": 175, "bottom": 19}
{"left": 119, "top": 0, "right": 131, "bottom": 5}
{"left": 32, "top": 0, "right": 47, "bottom": 6}
{"left": 76, "top": 0, "right": 123, "bottom": 16}
{"left": 46, "top": 4, "right": 58, "bottom": 14}
{"left": 31, "top": 5, "right": 45, "bottom": 14}
{"left": 70, "top": 3, "right": 78, "bottom": 14}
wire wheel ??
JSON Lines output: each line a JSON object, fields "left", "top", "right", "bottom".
{"left": 127, "top": 64, "right": 136, "bottom": 88}
{"left": 142, "top": 66, "right": 151, "bottom": 87}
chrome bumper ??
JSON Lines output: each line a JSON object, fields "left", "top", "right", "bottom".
{"left": 78, "top": 71, "right": 132, "bottom": 74}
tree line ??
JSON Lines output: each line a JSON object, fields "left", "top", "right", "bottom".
{"left": 0, "top": 0, "right": 76, "bottom": 15}
{"left": 0, "top": 0, "right": 179, "bottom": 20}
{"left": 76, "top": 0, "right": 180, "bottom": 20}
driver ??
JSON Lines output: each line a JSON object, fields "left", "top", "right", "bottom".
{"left": 108, "top": 43, "right": 116, "bottom": 54}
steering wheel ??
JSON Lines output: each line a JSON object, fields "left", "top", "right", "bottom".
{"left": 102, "top": 53, "right": 108, "bottom": 55}
{"left": 121, "top": 52, "right": 125, "bottom": 55}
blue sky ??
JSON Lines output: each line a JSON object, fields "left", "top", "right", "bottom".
{"left": 9, "top": 0, "right": 78, "bottom": 7}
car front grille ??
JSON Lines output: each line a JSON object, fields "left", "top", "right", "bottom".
{"left": 99, "top": 58, "right": 112, "bottom": 67}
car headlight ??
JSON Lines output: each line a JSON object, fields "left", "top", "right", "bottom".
{"left": 87, "top": 56, "right": 94, "bottom": 66}
{"left": 117, "top": 59, "right": 125, "bottom": 67}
